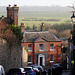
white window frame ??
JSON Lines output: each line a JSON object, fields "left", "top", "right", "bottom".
{"left": 28, "top": 44, "right": 32, "bottom": 51}
{"left": 50, "top": 44, "right": 54, "bottom": 51}
{"left": 50, "top": 55, "right": 54, "bottom": 63}
{"left": 39, "top": 44, "right": 43, "bottom": 51}
{"left": 28, "top": 56, "right": 32, "bottom": 64}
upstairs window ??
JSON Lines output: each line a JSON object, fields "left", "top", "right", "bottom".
{"left": 28, "top": 44, "right": 32, "bottom": 51}
{"left": 50, "top": 44, "right": 54, "bottom": 51}
{"left": 40, "top": 44, "right": 43, "bottom": 51}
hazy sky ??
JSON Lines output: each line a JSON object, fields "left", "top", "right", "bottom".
{"left": 0, "top": 0, "right": 74, "bottom": 6}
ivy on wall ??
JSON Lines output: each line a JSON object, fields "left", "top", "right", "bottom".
{"left": 5, "top": 25, "right": 23, "bottom": 44}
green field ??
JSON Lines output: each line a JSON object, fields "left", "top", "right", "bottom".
{"left": 18, "top": 11, "right": 72, "bottom": 27}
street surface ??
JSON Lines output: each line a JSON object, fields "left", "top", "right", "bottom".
{"left": 43, "top": 67, "right": 70, "bottom": 75}
{"left": 61, "top": 70, "right": 70, "bottom": 75}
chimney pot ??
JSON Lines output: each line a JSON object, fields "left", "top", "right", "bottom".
{"left": 14, "top": 4, "right": 17, "bottom": 7}
{"left": 21, "top": 23, "right": 24, "bottom": 26}
{"left": 9, "top": 5, "right": 11, "bottom": 7}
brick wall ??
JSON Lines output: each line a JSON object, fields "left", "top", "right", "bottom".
{"left": 22, "top": 41, "right": 61, "bottom": 66}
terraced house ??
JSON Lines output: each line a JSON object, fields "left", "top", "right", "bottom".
{"left": 21, "top": 24, "right": 61, "bottom": 66}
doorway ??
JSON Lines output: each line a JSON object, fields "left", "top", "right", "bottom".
{"left": 38, "top": 54, "right": 45, "bottom": 66}
{"left": 40, "top": 57, "right": 43, "bottom": 66}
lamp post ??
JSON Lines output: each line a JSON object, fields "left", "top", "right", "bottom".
{"left": 71, "top": 12, "right": 75, "bottom": 75}
{"left": 71, "top": 12, "right": 75, "bottom": 62}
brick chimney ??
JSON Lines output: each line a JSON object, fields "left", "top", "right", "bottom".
{"left": 7, "top": 4, "right": 19, "bottom": 25}
{"left": 7, "top": 5, "right": 12, "bottom": 18}
{"left": 40, "top": 23, "right": 45, "bottom": 31}
{"left": 20, "top": 23, "right": 25, "bottom": 32}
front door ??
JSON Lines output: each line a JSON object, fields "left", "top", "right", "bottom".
{"left": 40, "top": 57, "right": 43, "bottom": 66}
{"left": 38, "top": 54, "right": 45, "bottom": 66}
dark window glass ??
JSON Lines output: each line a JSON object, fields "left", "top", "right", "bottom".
{"left": 40, "top": 44, "right": 43, "bottom": 50}
{"left": 50, "top": 55, "right": 54, "bottom": 61}
{"left": 28, "top": 56, "right": 32, "bottom": 62}
{"left": 28, "top": 44, "right": 32, "bottom": 51}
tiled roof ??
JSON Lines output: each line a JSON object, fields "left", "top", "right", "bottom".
{"left": 22, "top": 31, "right": 60, "bottom": 42}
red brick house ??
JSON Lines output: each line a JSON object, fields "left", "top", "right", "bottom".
{"left": 21, "top": 29, "right": 61, "bottom": 66}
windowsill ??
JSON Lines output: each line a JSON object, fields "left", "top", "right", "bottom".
{"left": 50, "top": 61, "right": 54, "bottom": 63}
{"left": 50, "top": 49, "right": 54, "bottom": 51}
{"left": 28, "top": 50, "right": 32, "bottom": 52}
{"left": 28, "top": 62, "right": 32, "bottom": 64}
{"left": 39, "top": 50, "right": 43, "bottom": 51}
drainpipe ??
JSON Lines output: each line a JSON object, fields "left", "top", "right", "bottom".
{"left": 33, "top": 42, "right": 35, "bottom": 64}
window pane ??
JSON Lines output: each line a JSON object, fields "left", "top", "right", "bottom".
{"left": 28, "top": 56, "right": 32, "bottom": 62}
{"left": 28, "top": 44, "right": 32, "bottom": 50}
{"left": 50, "top": 44, "right": 54, "bottom": 50}
{"left": 40, "top": 44, "right": 43, "bottom": 50}
{"left": 50, "top": 55, "right": 54, "bottom": 61}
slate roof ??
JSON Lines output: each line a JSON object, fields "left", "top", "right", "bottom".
{"left": 22, "top": 31, "right": 61, "bottom": 42}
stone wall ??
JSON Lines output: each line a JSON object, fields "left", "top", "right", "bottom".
{"left": 0, "top": 38, "right": 22, "bottom": 72}
{"left": 0, "top": 29, "right": 28, "bottom": 72}
{"left": 22, "top": 46, "right": 28, "bottom": 67}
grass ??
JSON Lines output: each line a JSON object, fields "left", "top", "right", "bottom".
{"left": 18, "top": 11, "right": 71, "bottom": 26}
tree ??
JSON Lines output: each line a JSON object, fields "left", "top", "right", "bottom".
{"left": 60, "top": 29, "right": 71, "bottom": 39}
{"left": 48, "top": 29, "right": 58, "bottom": 37}
{"left": 33, "top": 25, "right": 37, "bottom": 30}
{"left": 25, "top": 26, "right": 32, "bottom": 30}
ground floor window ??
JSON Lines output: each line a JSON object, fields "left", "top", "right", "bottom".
{"left": 50, "top": 55, "right": 54, "bottom": 63}
{"left": 28, "top": 56, "right": 32, "bottom": 64}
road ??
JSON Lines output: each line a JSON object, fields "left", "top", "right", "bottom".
{"left": 43, "top": 67, "right": 70, "bottom": 75}
{"left": 61, "top": 70, "right": 70, "bottom": 75}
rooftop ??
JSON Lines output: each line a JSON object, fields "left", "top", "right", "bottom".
{"left": 22, "top": 31, "right": 60, "bottom": 42}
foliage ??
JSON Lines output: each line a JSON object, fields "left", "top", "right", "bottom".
{"left": 24, "top": 46, "right": 28, "bottom": 52}
{"left": 48, "top": 29, "right": 58, "bottom": 36}
{"left": 5, "top": 25, "right": 23, "bottom": 44}
{"left": 25, "top": 26, "right": 32, "bottom": 30}
{"left": 48, "top": 23, "right": 72, "bottom": 32}
{"left": 33, "top": 25, "right": 37, "bottom": 30}
{"left": 60, "top": 29, "right": 71, "bottom": 39}
{"left": 45, "top": 23, "right": 72, "bottom": 38}
{"left": 61, "top": 47, "right": 67, "bottom": 53}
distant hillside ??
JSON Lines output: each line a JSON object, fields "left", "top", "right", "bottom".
{"left": 0, "top": 6, "right": 73, "bottom": 13}
{"left": 19, "top": 6, "right": 72, "bottom": 12}
{"left": 0, "top": 5, "right": 73, "bottom": 18}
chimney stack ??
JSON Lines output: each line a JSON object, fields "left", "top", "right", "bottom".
{"left": 20, "top": 23, "right": 25, "bottom": 32}
{"left": 41, "top": 23, "right": 45, "bottom": 31}
{"left": 7, "top": 4, "right": 19, "bottom": 25}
